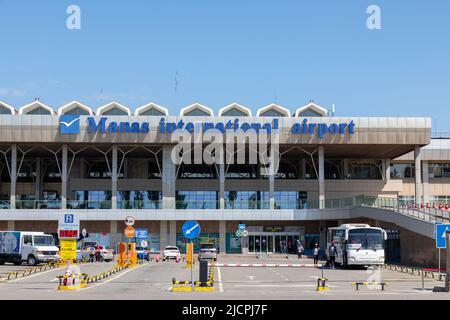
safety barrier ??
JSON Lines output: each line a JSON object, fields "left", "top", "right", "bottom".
{"left": 57, "top": 273, "right": 88, "bottom": 290}
{"left": 382, "top": 264, "right": 443, "bottom": 280}
{"left": 316, "top": 278, "right": 329, "bottom": 291}
{"left": 0, "top": 260, "right": 83, "bottom": 282}
{"left": 171, "top": 259, "right": 216, "bottom": 292}
{"left": 352, "top": 281, "right": 388, "bottom": 291}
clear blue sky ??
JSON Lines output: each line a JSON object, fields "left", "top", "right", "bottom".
{"left": 0, "top": 1, "right": 449, "bottom": 132}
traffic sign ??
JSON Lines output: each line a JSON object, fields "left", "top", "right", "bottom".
{"left": 125, "top": 226, "right": 136, "bottom": 238}
{"left": 125, "top": 216, "right": 135, "bottom": 227}
{"left": 436, "top": 224, "right": 450, "bottom": 248}
{"left": 235, "top": 230, "right": 242, "bottom": 237}
{"left": 60, "top": 239, "right": 77, "bottom": 262}
{"left": 58, "top": 213, "right": 79, "bottom": 239}
{"left": 238, "top": 224, "right": 246, "bottom": 231}
{"left": 140, "top": 240, "right": 148, "bottom": 248}
{"left": 242, "top": 230, "right": 249, "bottom": 237}
{"left": 135, "top": 228, "right": 148, "bottom": 239}
{"left": 182, "top": 221, "right": 201, "bottom": 239}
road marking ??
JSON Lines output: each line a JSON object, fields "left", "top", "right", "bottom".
{"left": 246, "top": 276, "right": 255, "bottom": 281}
{"left": 233, "top": 284, "right": 316, "bottom": 288}
{"left": 78, "top": 263, "right": 147, "bottom": 291}
{"left": 217, "top": 266, "right": 224, "bottom": 292}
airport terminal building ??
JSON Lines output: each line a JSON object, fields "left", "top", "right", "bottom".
{"left": 0, "top": 100, "right": 448, "bottom": 266}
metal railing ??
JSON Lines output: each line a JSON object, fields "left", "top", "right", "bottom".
{"left": 357, "top": 195, "right": 450, "bottom": 223}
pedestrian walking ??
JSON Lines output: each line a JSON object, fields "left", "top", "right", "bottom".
{"left": 313, "top": 243, "right": 320, "bottom": 265}
{"left": 328, "top": 241, "right": 338, "bottom": 269}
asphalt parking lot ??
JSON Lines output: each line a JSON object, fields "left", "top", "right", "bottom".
{"left": 0, "top": 256, "right": 449, "bottom": 300}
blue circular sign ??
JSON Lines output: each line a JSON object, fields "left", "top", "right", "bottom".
{"left": 182, "top": 220, "right": 201, "bottom": 239}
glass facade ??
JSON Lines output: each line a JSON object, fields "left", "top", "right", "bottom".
{"left": 428, "top": 163, "right": 450, "bottom": 178}
{"left": 274, "top": 191, "right": 307, "bottom": 209}
{"left": 176, "top": 191, "right": 218, "bottom": 209}
{"left": 391, "top": 163, "right": 415, "bottom": 179}
{"left": 225, "top": 191, "right": 269, "bottom": 209}
{"left": 349, "top": 161, "right": 382, "bottom": 179}
{"left": 71, "top": 191, "right": 112, "bottom": 209}
{"left": 117, "top": 191, "right": 162, "bottom": 209}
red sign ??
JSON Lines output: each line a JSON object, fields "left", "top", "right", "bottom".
{"left": 59, "top": 230, "right": 79, "bottom": 238}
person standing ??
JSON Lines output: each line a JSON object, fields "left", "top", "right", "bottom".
{"left": 328, "top": 241, "right": 338, "bottom": 269}
{"left": 89, "top": 245, "right": 96, "bottom": 263}
{"left": 296, "top": 240, "right": 304, "bottom": 260}
{"left": 313, "top": 243, "right": 320, "bottom": 265}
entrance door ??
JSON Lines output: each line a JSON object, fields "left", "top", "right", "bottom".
{"left": 267, "top": 235, "right": 274, "bottom": 253}
{"left": 249, "top": 235, "right": 255, "bottom": 253}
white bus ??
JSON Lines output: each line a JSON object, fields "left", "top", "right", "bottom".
{"left": 326, "top": 224, "right": 387, "bottom": 267}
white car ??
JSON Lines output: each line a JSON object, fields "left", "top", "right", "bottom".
{"left": 162, "top": 246, "right": 180, "bottom": 261}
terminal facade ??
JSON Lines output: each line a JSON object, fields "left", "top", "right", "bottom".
{"left": 0, "top": 100, "right": 448, "bottom": 266}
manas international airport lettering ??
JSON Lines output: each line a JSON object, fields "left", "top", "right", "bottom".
{"left": 86, "top": 117, "right": 355, "bottom": 138}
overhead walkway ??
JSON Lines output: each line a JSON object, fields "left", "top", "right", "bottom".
{"left": 319, "top": 195, "right": 448, "bottom": 239}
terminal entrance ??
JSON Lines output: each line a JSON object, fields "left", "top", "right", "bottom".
{"left": 248, "top": 233, "right": 300, "bottom": 254}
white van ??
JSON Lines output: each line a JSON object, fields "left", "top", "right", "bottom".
{"left": 0, "top": 231, "right": 60, "bottom": 266}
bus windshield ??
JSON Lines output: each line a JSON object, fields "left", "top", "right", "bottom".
{"left": 347, "top": 229, "right": 383, "bottom": 250}
{"left": 33, "top": 235, "right": 55, "bottom": 246}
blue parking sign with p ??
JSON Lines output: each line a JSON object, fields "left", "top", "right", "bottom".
{"left": 64, "top": 214, "right": 74, "bottom": 224}
{"left": 435, "top": 224, "right": 450, "bottom": 249}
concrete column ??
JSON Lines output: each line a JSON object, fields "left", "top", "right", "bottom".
{"left": 61, "top": 145, "right": 68, "bottom": 209}
{"left": 385, "top": 159, "right": 391, "bottom": 182}
{"left": 414, "top": 146, "right": 422, "bottom": 203}
{"left": 269, "top": 173, "right": 275, "bottom": 210}
{"left": 162, "top": 146, "right": 176, "bottom": 209}
{"left": 318, "top": 146, "right": 325, "bottom": 209}
{"left": 35, "top": 157, "right": 41, "bottom": 200}
{"left": 111, "top": 145, "right": 118, "bottom": 209}
{"left": 7, "top": 220, "right": 15, "bottom": 230}
{"left": 219, "top": 221, "right": 226, "bottom": 254}
{"left": 422, "top": 160, "right": 429, "bottom": 204}
{"left": 160, "top": 220, "right": 168, "bottom": 250}
{"left": 110, "top": 220, "right": 118, "bottom": 247}
{"left": 169, "top": 220, "right": 177, "bottom": 246}
{"left": 10, "top": 144, "right": 17, "bottom": 210}
{"left": 319, "top": 221, "right": 327, "bottom": 249}
{"left": 301, "top": 159, "right": 306, "bottom": 179}
{"left": 219, "top": 163, "right": 225, "bottom": 209}
{"left": 343, "top": 158, "right": 349, "bottom": 179}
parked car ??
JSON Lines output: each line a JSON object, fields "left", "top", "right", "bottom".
{"left": 78, "top": 241, "right": 114, "bottom": 262}
{"left": 136, "top": 246, "right": 151, "bottom": 261}
{"left": 162, "top": 246, "right": 180, "bottom": 261}
{"left": 198, "top": 243, "right": 218, "bottom": 261}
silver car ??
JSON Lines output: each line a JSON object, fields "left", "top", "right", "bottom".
{"left": 198, "top": 243, "right": 218, "bottom": 261}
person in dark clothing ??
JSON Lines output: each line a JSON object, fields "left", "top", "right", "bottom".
{"left": 328, "top": 241, "right": 338, "bottom": 269}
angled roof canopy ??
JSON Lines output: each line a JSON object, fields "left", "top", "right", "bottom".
{"left": 96, "top": 101, "right": 131, "bottom": 116}
{"left": 218, "top": 103, "right": 252, "bottom": 117}
{"left": 295, "top": 102, "right": 328, "bottom": 117}
{"left": 58, "top": 101, "right": 94, "bottom": 115}
{"left": 0, "top": 101, "right": 17, "bottom": 114}
{"left": 256, "top": 104, "right": 290, "bottom": 117}
{"left": 180, "top": 103, "right": 214, "bottom": 116}
{"left": 19, "top": 101, "right": 55, "bottom": 115}
{"left": 135, "top": 102, "right": 168, "bottom": 116}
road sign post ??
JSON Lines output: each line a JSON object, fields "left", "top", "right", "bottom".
{"left": 182, "top": 221, "right": 201, "bottom": 292}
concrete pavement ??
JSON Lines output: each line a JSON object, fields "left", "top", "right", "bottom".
{"left": 0, "top": 256, "right": 449, "bottom": 300}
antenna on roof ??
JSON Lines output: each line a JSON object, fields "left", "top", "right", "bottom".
{"left": 332, "top": 104, "right": 335, "bottom": 117}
